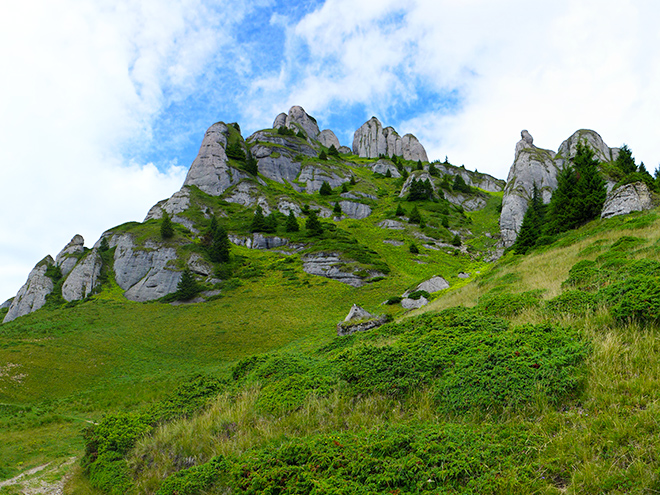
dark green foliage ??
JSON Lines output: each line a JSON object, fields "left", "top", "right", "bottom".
{"left": 265, "top": 212, "right": 278, "bottom": 233}
{"left": 99, "top": 236, "right": 110, "bottom": 252}
{"left": 385, "top": 168, "right": 392, "bottom": 178}
{"left": 451, "top": 234, "right": 461, "bottom": 247}
{"left": 160, "top": 212, "right": 174, "bottom": 239}
{"left": 409, "top": 243, "right": 419, "bottom": 254}
{"left": 305, "top": 209, "right": 323, "bottom": 236}
{"left": 318, "top": 181, "right": 332, "bottom": 196}
{"left": 341, "top": 182, "right": 348, "bottom": 193}
{"left": 231, "top": 122, "right": 241, "bottom": 133}
{"left": 318, "top": 150, "right": 328, "bottom": 161}
{"left": 600, "top": 276, "right": 660, "bottom": 324}
{"left": 87, "top": 451, "right": 133, "bottom": 495}
{"left": 250, "top": 205, "right": 267, "bottom": 233}
{"left": 328, "top": 144, "right": 339, "bottom": 157}
{"left": 428, "top": 162, "right": 439, "bottom": 177}
{"left": 440, "top": 175, "right": 452, "bottom": 190}
{"left": 157, "top": 456, "right": 228, "bottom": 495}
{"left": 208, "top": 218, "right": 231, "bottom": 263}
{"left": 349, "top": 176, "right": 356, "bottom": 185}
{"left": 406, "top": 290, "right": 430, "bottom": 300}
{"left": 285, "top": 211, "right": 299, "bottom": 232}
{"left": 243, "top": 155, "right": 258, "bottom": 175}
{"left": 395, "top": 204, "right": 405, "bottom": 216}
{"left": 225, "top": 142, "right": 246, "bottom": 161}
{"left": 615, "top": 144, "right": 636, "bottom": 175}
{"left": 478, "top": 290, "right": 543, "bottom": 317}
{"left": 547, "top": 290, "right": 598, "bottom": 314}
{"left": 44, "top": 264, "right": 62, "bottom": 282}
{"left": 384, "top": 296, "right": 402, "bottom": 305}
{"left": 277, "top": 126, "right": 295, "bottom": 136}
{"left": 416, "top": 159, "right": 423, "bottom": 171}
{"left": 176, "top": 268, "right": 201, "bottom": 301}
{"left": 441, "top": 215, "right": 449, "bottom": 228}
{"left": 408, "top": 205, "right": 422, "bottom": 224}
{"left": 333, "top": 202, "right": 342, "bottom": 216}
{"left": 544, "top": 141, "right": 606, "bottom": 235}
{"left": 452, "top": 174, "right": 471, "bottom": 193}
{"left": 513, "top": 183, "right": 546, "bottom": 254}
{"left": 296, "top": 129, "right": 306, "bottom": 139}
{"left": 406, "top": 177, "right": 434, "bottom": 201}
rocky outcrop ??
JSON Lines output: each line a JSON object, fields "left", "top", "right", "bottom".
{"left": 378, "top": 219, "right": 406, "bottom": 230}
{"left": 62, "top": 249, "right": 103, "bottom": 301}
{"left": 55, "top": 235, "right": 85, "bottom": 276}
{"left": 302, "top": 253, "right": 382, "bottom": 287}
{"left": 338, "top": 201, "right": 372, "bottom": 219}
{"left": 0, "top": 298, "right": 12, "bottom": 310}
{"left": 336, "top": 304, "right": 388, "bottom": 336}
{"left": 401, "top": 296, "right": 428, "bottom": 309}
{"left": 499, "top": 129, "right": 620, "bottom": 247}
{"left": 372, "top": 159, "right": 401, "bottom": 178}
{"left": 247, "top": 131, "right": 317, "bottom": 184}
{"left": 601, "top": 182, "right": 654, "bottom": 219}
{"left": 145, "top": 188, "right": 191, "bottom": 221}
{"left": 183, "top": 122, "right": 249, "bottom": 196}
{"left": 229, "top": 234, "right": 289, "bottom": 250}
{"left": 318, "top": 129, "right": 340, "bottom": 149}
{"left": 272, "top": 106, "right": 320, "bottom": 140}
{"left": 352, "top": 117, "right": 428, "bottom": 162}
{"left": 298, "top": 165, "right": 348, "bottom": 193}
{"left": 444, "top": 192, "right": 487, "bottom": 212}
{"left": 277, "top": 198, "right": 302, "bottom": 217}
{"left": 187, "top": 253, "right": 213, "bottom": 277}
{"left": 414, "top": 276, "right": 450, "bottom": 293}
{"left": 3, "top": 257, "right": 55, "bottom": 323}
{"left": 110, "top": 234, "right": 181, "bottom": 302}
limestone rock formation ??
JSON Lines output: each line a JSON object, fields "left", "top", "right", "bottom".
{"left": 372, "top": 159, "right": 401, "bottom": 178}
{"left": 444, "top": 192, "right": 487, "bottom": 212}
{"left": 338, "top": 201, "right": 372, "bottom": 219}
{"left": 272, "top": 105, "right": 320, "bottom": 140}
{"left": 247, "top": 130, "right": 316, "bottom": 184}
{"left": 55, "top": 235, "right": 85, "bottom": 277}
{"left": 318, "top": 129, "right": 340, "bottom": 149}
{"left": 401, "top": 296, "right": 428, "bottom": 309}
{"left": 62, "top": 249, "right": 103, "bottom": 301}
{"left": 183, "top": 122, "right": 249, "bottom": 196}
{"left": 337, "top": 304, "right": 388, "bottom": 336}
{"left": 277, "top": 198, "right": 302, "bottom": 217}
{"left": 344, "top": 304, "right": 373, "bottom": 322}
{"left": 414, "top": 276, "right": 450, "bottom": 293}
{"left": 499, "top": 129, "right": 620, "bottom": 247}
{"left": 229, "top": 234, "right": 290, "bottom": 250}
{"left": 601, "top": 182, "right": 654, "bottom": 219}
{"left": 298, "top": 165, "right": 348, "bottom": 193}
{"left": 302, "top": 253, "right": 383, "bottom": 287}
{"left": 145, "top": 188, "right": 191, "bottom": 221}
{"left": 110, "top": 234, "right": 181, "bottom": 302}
{"left": 3, "top": 257, "right": 55, "bottom": 323}
{"left": 352, "top": 117, "right": 428, "bottom": 162}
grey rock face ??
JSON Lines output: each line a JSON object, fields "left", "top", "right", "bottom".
{"left": 344, "top": 304, "right": 373, "bottom": 322}
{"left": 273, "top": 106, "right": 320, "bottom": 140}
{"left": 415, "top": 276, "right": 449, "bottom": 293}
{"left": 187, "top": 253, "right": 213, "bottom": 276}
{"left": 229, "top": 234, "right": 289, "bottom": 250}
{"left": 110, "top": 234, "right": 181, "bottom": 302}
{"left": 401, "top": 296, "right": 428, "bottom": 309}
{"left": 183, "top": 122, "right": 249, "bottom": 196}
{"left": 3, "top": 257, "right": 55, "bottom": 323}
{"left": 339, "top": 201, "right": 372, "bottom": 219}
{"left": 432, "top": 165, "right": 505, "bottom": 193}
{"left": 302, "top": 253, "right": 381, "bottom": 287}
{"left": 352, "top": 117, "right": 428, "bottom": 162}
{"left": 144, "top": 188, "right": 191, "bottom": 221}
{"left": 298, "top": 165, "right": 348, "bottom": 193}
{"left": 55, "top": 234, "right": 85, "bottom": 276}
{"left": 378, "top": 219, "right": 406, "bottom": 230}
{"left": 0, "top": 298, "right": 12, "bottom": 310}
{"left": 277, "top": 198, "right": 302, "bottom": 217}
{"left": 372, "top": 159, "right": 401, "bottom": 178}
{"left": 337, "top": 306, "right": 387, "bottom": 336}
{"left": 338, "top": 146, "right": 352, "bottom": 154}
{"left": 247, "top": 131, "right": 317, "bottom": 184}
{"left": 444, "top": 192, "right": 487, "bottom": 212}
{"left": 557, "top": 129, "right": 618, "bottom": 165}
{"left": 62, "top": 249, "right": 103, "bottom": 301}
{"left": 318, "top": 129, "right": 340, "bottom": 149}
{"left": 601, "top": 182, "right": 654, "bottom": 219}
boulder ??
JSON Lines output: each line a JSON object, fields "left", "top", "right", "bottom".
{"left": 401, "top": 296, "right": 428, "bottom": 309}
{"left": 55, "top": 234, "right": 85, "bottom": 276}
{"left": 62, "top": 249, "right": 103, "bottom": 301}
{"left": 343, "top": 304, "right": 373, "bottom": 322}
{"left": 444, "top": 192, "right": 487, "bottom": 212}
{"left": 183, "top": 122, "right": 249, "bottom": 196}
{"left": 372, "top": 159, "right": 401, "bottom": 178}
{"left": 415, "top": 276, "right": 449, "bottom": 293}
{"left": 601, "top": 182, "right": 654, "bottom": 219}
{"left": 187, "top": 253, "right": 213, "bottom": 277}
{"left": 302, "top": 253, "right": 382, "bottom": 287}
{"left": 337, "top": 305, "right": 388, "bottom": 336}
{"left": 378, "top": 219, "right": 406, "bottom": 230}
{"left": 339, "top": 201, "right": 372, "bottom": 219}
{"left": 277, "top": 198, "right": 302, "bottom": 217}
{"left": 318, "top": 129, "right": 340, "bottom": 149}
{"left": 339, "top": 146, "right": 352, "bottom": 154}
{"left": 3, "top": 256, "right": 55, "bottom": 323}
{"left": 352, "top": 117, "right": 428, "bottom": 162}
{"left": 144, "top": 188, "right": 191, "bottom": 221}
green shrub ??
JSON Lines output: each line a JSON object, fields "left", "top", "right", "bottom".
{"left": 600, "top": 275, "right": 660, "bottom": 324}
{"left": 384, "top": 296, "right": 402, "bottom": 305}
{"left": 477, "top": 290, "right": 543, "bottom": 317}
{"left": 257, "top": 374, "right": 335, "bottom": 415}
{"left": 87, "top": 451, "right": 133, "bottom": 495}
{"left": 407, "top": 290, "right": 430, "bottom": 300}
{"left": 546, "top": 290, "right": 597, "bottom": 314}
{"left": 157, "top": 456, "right": 228, "bottom": 495}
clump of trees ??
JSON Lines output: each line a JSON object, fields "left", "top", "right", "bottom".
{"left": 407, "top": 178, "right": 434, "bottom": 201}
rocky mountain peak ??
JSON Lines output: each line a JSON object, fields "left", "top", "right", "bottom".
{"left": 273, "top": 105, "right": 320, "bottom": 140}
{"left": 352, "top": 117, "right": 428, "bottom": 162}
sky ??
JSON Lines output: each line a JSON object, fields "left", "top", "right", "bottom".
{"left": 1, "top": 0, "right": 659, "bottom": 302}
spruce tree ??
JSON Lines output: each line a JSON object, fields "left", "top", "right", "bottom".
{"left": 285, "top": 211, "right": 299, "bottom": 232}
{"left": 452, "top": 174, "right": 470, "bottom": 193}
{"left": 409, "top": 243, "right": 419, "bottom": 254}
{"left": 160, "top": 211, "right": 174, "bottom": 239}
{"left": 408, "top": 205, "right": 422, "bottom": 224}
{"left": 328, "top": 144, "right": 339, "bottom": 157}
{"left": 385, "top": 169, "right": 392, "bottom": 178}
{"left": 395, "top": 204, "right": 405, "bottom": 216}
{"left": 341, "top": 182, "right": 349, "bottom": 193}
{"left": 513, "top": 184, "right": 545, "bottom": 254}
{"left": 615, "top": 144, "right": 636, "bottom": 175}
{"left": 250, "top": 206, "right": 267, "bottom": 233}
{"left": 265, "top": 212, "right": 278, "bottom": 233}
{"left": 451, "top": 234, "right": 462, "bottom": 247}
{"left": 350, "top": 176, "right": 356, "bottom": 185}
{"left": 210, "top": 225, "right": 231, "bottom": 263}
{"left": 429, "top": 163, "right": 439, "bottom": 177}
{"left": 176, "top": 268, "right": 201, "bottom": 301}
{"left": 333, "top": 202, "right": 342, "bottom": 217}
{"left": 319, "top": 181, "right": 332, "bottom": 196}
{"left": 319, "top": 150, "right": 328, "bottom": 161}
{"left": 305, "top": 209, "right": 323, "bottom": 236}
{"left": 417, "top": 160, "right": 423, "bottom": 171}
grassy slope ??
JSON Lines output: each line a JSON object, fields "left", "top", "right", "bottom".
{"left": 0, "top": 156, "right": 500, "bottom": 486}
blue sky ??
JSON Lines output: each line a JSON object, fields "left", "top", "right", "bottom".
{"left": 1, "top": 0, "right": 660, "bottom": 301}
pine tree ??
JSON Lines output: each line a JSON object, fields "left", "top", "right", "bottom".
{"left": 333, "top": 202, "right": 342, "bottom": 217}
{"left": 265, "top": 212, "right": 278, "bottom": 233}
{"left": 615, "top": 144, "right": 636, "bottom": 175}
{"left": 328, "top": 144, "right": 339, "bottom": 157}
{"left": 244, "top": 155, "right": 258, "bottom": 175}
{"left": 341, "top": 182, "right": 349, "bottom": 193}
{"left": 319, "top": 150, "right": 328, "bottom": 161}
{"left": 160, "top": 211, "right": 174, "bottom": 239}
{"left": 350, "top": 176, "right": 356, "bottom": 185}
{"left": 285, "top": 211, "right": 299, "bottom": 232}
{"left": 210, "top": 224, "right": 231, "bottom": 263}
{"left": 452, "top": 174, "right": 471, "bottom": 193}
{"left": 385, "top": 169, "right": 392, "bottom": 178}
{"left": 395, "top": 204, "right": 405, "bottom": 216}
{"left": 442, "top": 215, "right": 449, "bottom": 228}
{"left": 416, "top": 160, "right": 423, "bottom": 171}
{"left": 451, "top": 234, "right": 461, "bottom": 247}
{"left": 319, "top": 181, "right": 332, "bottom": 196}
{"left": 305, "top": 209, "right": 323, "bottom": 236}
{"left": 429, "top": 163, "right": 439, "bottom": 177}
{"left": 513, "top": 184, "right": 545, "bottom": 254}
{"left": 99, "top": 237, "right": 110, "bottom": 252}
{"left": 408, "top": 205, "right": 422, "bottom": 224}
{"left": 250, "top": 206, "right": 267, "bottom": 233}
{"left": 409, "top": 243, "right": 419, "bottom": 254}
{"left": 176, "top": 268, "right": 201, "bottom": 301}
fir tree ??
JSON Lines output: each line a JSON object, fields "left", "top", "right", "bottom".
{"left": 250, "top": 206, "right": 267, "bottom": 233}
{"left": 409, "top": 243, "right": 419, "bottom": 254}
{"left": 451, "top": 234, "right": 462, "bottom": 247}
{"left": 408, "top": 205, "right": 422, "bottom": 224}
{"left": 395, "top": 204, "right": 405, "bottom": 216}
{"left": 319, "top": 181, "right": 332, "bottom": 196}
{"left": 333, "top": 202, "right": 342, "bottom": 217}
{"left": 429, "top": 163, "right": 439, "bottom": 177}
{"left": 407, "top": 178, "right": 434, "bottom": 201}
{"left": 385, "top": 169, "right": 392, "bottom": 178}
{"left": 210, "top": 225, "right": 231, "bottom": 263}
{"left": 319, "top": 150, "right": 328, "bottom": 161}
{"left": 285, "top": 211, "right": 299, "bottom": 232}
{"left": 225, "top": 142, "right": 246, "bottom": 161}
{"left": 349, "top": 176, "right": 356, "bottom": 186}
{"left": 305, "top": 209, "right": 323, "bottom": 236}
{"left": 160, "top": 211, "right": 174, "bottom": 239}
{"left": 328, "top": 144, "right": 339, "bottom": 157}
{"left": 615, "top": 144, "right": 636, "bottom": 175}
{"left": 416, "top": 160, "right": 423, "bottom": 171}
{"left": 176, "top": 268, "right": 201, "bottom": 301}
{"left": 244, "top": 155, "right": 258, "bottom": 175}
{"left": 442, "top": 215, "right": 449, "bottom": 228}
{"left": 341, "top": 182, "right": 349, "bottom": 193}
{"left": 265, "top": 212, "right": 278, "bottom": 233}
{"left": 513, "top": 184, "right": 546, "bottom": 254}
{"left": 452, "top": 174, "right": 471, "bottom": 193}
{"left": 99, "top": 236, "right": 110, "bottom": 252}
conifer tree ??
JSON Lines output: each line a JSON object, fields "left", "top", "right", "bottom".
{"left": 244, "top": 155, "right": 258, "bottom": 175}
{"left": 341, "top": 182, "right": 349, "bottom": 193}
{"left": 250, "top": 206, "right": 267, "bottom": 233}
{"left": 265, "top": 212, "right": 278, "bottom": 233}
{"left": 615, "top": 144, "right": 636, "bottom": 175}
{"left": 409, "top": 243, "right": 419, "bottom": 254}
{"left": 408, "top": 205, "right": 422, "bottom": 224}
{"left": 513, "top": 184, "right": 545, "bottom": 254}
{"left": 417, "top": 160, "right": 423, "bottom": 171}
{"left": 210, "top": 224, "right": 231, "bottom": 263}
{"left": 452, "top": 174, "right": 471, "bottom": 193}
{"left": 328, "top": 144, "right": 339, "bottom": 157}
{"left": 350, "top": 176, "right": 356, "bottom": 185}
{"left": 395, "top": 204, "right": 405, "bottom": 216}
{"left": 333, "top": 202, "right": 342, "bottom": 217}
{"left": 451, "top": 234, "right": 462, "bottom": 246}
{"left": 319, "top": 150, "right": 328, "bottom": 161}
{"left": 319, "top": 181, "right": 332, "bottom": 196}
{"left": 385, "top": 169, "right": 392, "bottom": 178}
{"left": 176, "top": 268, "right": 201, "bottom": 301}
{"left": 442, "top": 215, "right": 449, "bottom": 228}
{"left": 285, "top": 211, "right": 299, "bottom": 232}
{"left": 429, "top": 163, "right": 439, "bottom": 177}
{"left": 161, "top": 211, "right": 174, "bottom": 239}
{"left": 305, "top": 209, "right": 323, "bottom": 236}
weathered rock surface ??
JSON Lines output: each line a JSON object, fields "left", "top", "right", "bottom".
{"left": 62, "top": 249, "right": 103, "bottom": 301}
{"left": 444, "top": 192, "right": 487, "bottom": 212}
{"left": 432, "top": 165, "right": 505, "bottom": 193}
{"left": 339, "top": 201, "right": 372, "bottom": 219}
{"left": 341, "top": 191, "right": 377, "bottom": 201}
{"left": 183, "top": 122, "right": 249, "bottom": 196}
{"left": 372, "top": 159, "right": 401, "bottom": 178}
{"left": 229, "top": 234, "right": 289, "bottom": 250}
{"left": 499, "top": 129, "right": 620, "bottom": 247}
{"left": 55, "top": 235, "right": 85, "bottom": 276}
{"left": 318, "top": 129, "right": 340, "bottom": 149}
{"left": 337, "top": 305, "right": 388, "bottom": 336}
{"left": 3, "top": 257, "right": 55, "bottom": 323}
{"left": 187, "top": 253, "right": 213, "bottom": 277}
{"left": 247, "top": 130, "right": 317, "bottom": 184}
{"left": 272, "top": 105, "right": 320, "bottom": 140}
{"left": 344, "top": 304, "right": 373, "bottom": 322}
{"left": 378, "top": 219, "right": 406, "bottom": 230}
{"left": 339, "top": 145, "right": 352, "bottom": 154}
{"left": 401, "top": 296, "right": 428, "bottom": 309}
{"left": 601, "top": 182, "right": 654, "bottom": 219}
{"left": 352, "top": 117, "right": 428, "bottom": 162}
{"left": 302, "top": 253, "right": 381, "bottom": 287}
{"left": 145, "top": 188, "right": 191, "bottom": 221}
{"left": 0, "top": 298, "right": 12, "bottom": 310}
{"left": 110, "top": 234, "right": 181, "bottom": 302}
{"left": 415, "top": 276, "right": 450, "bottom": 293}
{"left": 298, "top": 165, "right": 348, "bottom": 193}
{"left": 277, "top": 198, "right": 302, "bottom": 217}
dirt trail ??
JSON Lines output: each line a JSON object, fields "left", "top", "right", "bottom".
{"left": 0, "top": 458, "right": 76, "bottom": 494}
